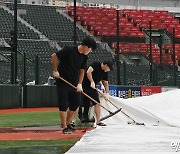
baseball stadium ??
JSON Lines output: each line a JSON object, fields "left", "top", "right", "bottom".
{"left": 0, "top": 0, "right": 180, "bottom": 153}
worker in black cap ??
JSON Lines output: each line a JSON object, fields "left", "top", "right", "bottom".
{"left": 79, "top": 60, "right": 114, "bottom": 126}
{"left": 51, "top": 37, "right": 97, "bottom": 134}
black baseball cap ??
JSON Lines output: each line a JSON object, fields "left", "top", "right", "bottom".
{"left": 104, "top": 60, "right": 114, "bottom": 71}
{"left": 81, "top": 37, "right": 97, "bottom": 50}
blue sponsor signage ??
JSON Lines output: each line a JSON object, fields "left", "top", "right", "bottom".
{"left": 96, "top": 85, "right": 140, "bottom": 98}
{"left": 109, "top": 85, "right": 118, "bottom": 97}
{"left": 96, "top": 85, "right": 118, "bottom": 96}
{"left": 118, "top": 86, "right": 141, "bottom": 99}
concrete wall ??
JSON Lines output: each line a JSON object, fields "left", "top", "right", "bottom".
{"left": 0, "top": 84, "right": 20, "bottom": 109}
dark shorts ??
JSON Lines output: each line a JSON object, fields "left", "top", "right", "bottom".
{"left": 56, "top": 82, "right": 81, "bottom": 111}
{"left": 82, "top": 87, "right": 100, "bottom": 106}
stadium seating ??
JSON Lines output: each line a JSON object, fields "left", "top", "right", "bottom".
{"left": 0, "top": 4, "right": 178, "bottom": 86}
{"left": 0, "top": 7, "right": 39, "bottom": 39}
{"left": 122, "top": 9, "right": 180, "bottom": 37}
{"left": 66, "top": 6, "right": 145, "bottom": 38}
{"left": 66, "top": 6, "right": 180, "bottom": 66}
{"left": 0, "top": 4, "right": 114, "bottom": 84}
{"left": 111, "top": 42, "right": 177, "bottom": 65}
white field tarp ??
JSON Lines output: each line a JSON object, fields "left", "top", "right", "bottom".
{"left": 67, "top": 89, "right": 180, "bottom": 153}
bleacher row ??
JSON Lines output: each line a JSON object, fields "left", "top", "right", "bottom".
{"left": 0, "top": 4, "right": 115, "bottom": 84}
{"left": 122, "top": 9, "right": 180, "bottom": 37}
{"left": 0, "top": 4, "right": 178, "bottom": 86}
{"left": 66, "top": 6, "right": 180, "bottom": 38}
{"left": 67, "top": 6, "right": 145, "bottom": 37}
{"left": 0, "top": 7, "right": 39, "bottom": 39}
{"left": 66, "top": 6, "right": 180, "bottom": 65}
{"left": 111, "top": 42, "right": 180, "bottom": 65}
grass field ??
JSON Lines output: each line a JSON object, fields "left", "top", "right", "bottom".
{"left": 0, "top": 140, "right": 76, "bottom": 147}
{"left": 0, "top": 141, "right": 75, "bottom": 154}
{"left": 0, "top": 110, "right": 60, "bottom": 127}
{"left": 0, "top": 110, "right": 79, "bottom": 154}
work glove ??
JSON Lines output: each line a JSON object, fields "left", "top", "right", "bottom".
{"left": 77, "top": 83, "right": 83, "bottom": 92}
{"left": 90, "top": 81, "right": 96, "bottom": 89}
{"left": 104, "top": 93, "right": 110, "bottom": 100}
{"left": 53, "top": 71, "right": 60, "bottom": 78}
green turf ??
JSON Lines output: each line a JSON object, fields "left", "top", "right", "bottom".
{"left": 0, "top": 110, "right": 92, "bottom": 153}
{"left": 0, "top": 110, "right": 79, "bottom": 153}
{"left": 0, "top": 140, "right": 77, "bottom": 154}
{"left": 0, "top": 110, "right": 91, "bottom": 128}
{"left": 0, "top": 110, "right": 60, "bottom": 127}
{"left": 0, "top": 140, "right": 77, "bottom": 147}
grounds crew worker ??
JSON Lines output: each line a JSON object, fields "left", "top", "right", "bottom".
{"left": 79, "top": 60, "right": 114, "bottom": 126}
{"left": 51, "top": 37, "right": 97, "bottom": 134}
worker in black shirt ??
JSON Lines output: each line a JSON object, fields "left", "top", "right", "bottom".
{"left": 80, "top": 60, "right": 114, "bottom": 126}
{"left": 51, "top": 37, "right": 97, "bottom": 134}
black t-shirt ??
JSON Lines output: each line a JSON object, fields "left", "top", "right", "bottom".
{"left": 56, "top": 46, "right": 87, "bottom": 85}
{"left": 83, "top": 62, "right": 108, "bottom": 87}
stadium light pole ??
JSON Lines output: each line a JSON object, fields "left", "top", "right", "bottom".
{"left": 149, "top": 20, "right": 153, "bottom": 83}
{"left": 159, "top": 34, "right": 162, "bottom": 65}
{"left": 172, "top": 28, "right": 177, "bottom": 86}
{"left": 11, "top": 0, "right": 18, "bottom": 84}
{"left": 116, "top": 9, "right": 121, "bottom": 85}
{"left": 73, "top": 0, "right": 77, "bottom": 45}
{"left": 23, "top": 53, "right": 27, "bottom": 84}
{"left": 14, "top": 0, "right": 18, "bottom": 83}
{"left": 10, "top": 31, "right": 15, "bottom": 84}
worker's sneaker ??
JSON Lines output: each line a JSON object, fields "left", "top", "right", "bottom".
{"left": 97, "top": 122, "right": 106, "bottom": 126}
{"left": 70, "top": 122, "right": 76, "bottom": 128}
{"left": 62, "top": 127, "right": 72, "bottom": 134}
{"left": 67, "top": 124, "right": 76, "bottom": 131}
